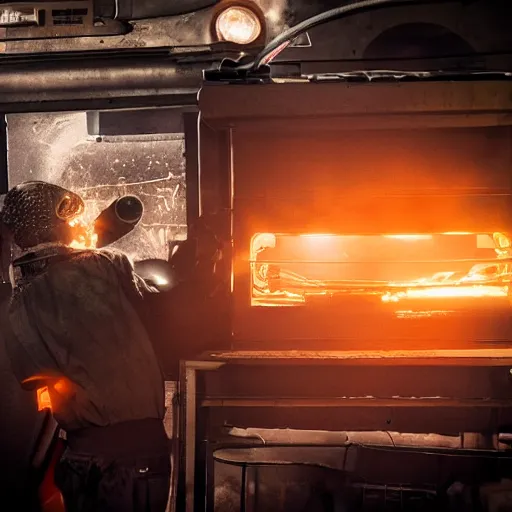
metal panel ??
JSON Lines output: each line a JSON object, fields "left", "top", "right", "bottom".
{"left": 199, "top": 81, "right": 512, "bottom": 125}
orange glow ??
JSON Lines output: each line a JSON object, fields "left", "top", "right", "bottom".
{"left": 300, "top": 234, "right": 336, "bottom": 238}
{"left": 37, "top": 387, "right": 52, "bottom": 412}
{"left": 68, "top": 216, "right": 98, "bottom": 249}
{"left": 384, "top": 235, "right": 432, "bottom": 240}
{"left": 382, "top": 285, "right": 508, "bottom": 303}
{"left": 29, "top": 376, "right": 75, "bottom": 413}
{"left": 53, "top": 378, "right": 70, "bottom": 396}
{"left": 250, "top": 232, "right": 512, "bottom": 307}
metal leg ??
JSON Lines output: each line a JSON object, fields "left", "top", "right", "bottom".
{"left": 166, "top": 382, "right": 179, "bottom": 512}
{"left": 205, "top": 444, "right": 216, "bottom": 512}
{"left": 178, "top": 361, "right": 224, "bottom": 512}
{"left": 240, "top": 465, "right": 247, "bottom": 512}
{"left": 194, "top": 434, "right": 209, "bottom": 512}
{"left": 178, "top": 363, "right": 197, "bottom": 512}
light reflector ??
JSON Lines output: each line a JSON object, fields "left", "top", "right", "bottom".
{"left": 215, "top": 5, "right": 261, "bottom": 45}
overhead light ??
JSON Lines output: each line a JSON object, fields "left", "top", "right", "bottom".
{"left": 0, "top": 7, "right": 38, "bottom": 27}
{"left": 215, "top": 5, "right": 262, "bottom": 45}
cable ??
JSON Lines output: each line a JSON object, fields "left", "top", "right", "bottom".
{"left": 385, "top": 431, "right": 396, "bottom": 447}
{"left": 246, "top": 0, "right": 461, "bottom": 71}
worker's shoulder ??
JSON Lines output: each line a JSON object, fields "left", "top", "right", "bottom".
{"left": 61, "top": 248, "right": 136, "bottom": 282}
{"left": 69, "top": 247, "right": 131, "bottom": 266}
{"left": 40, "top": 249, "right": 128, "bottom": 294}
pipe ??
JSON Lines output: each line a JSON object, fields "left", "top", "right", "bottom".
{"left": 94, "top": 196, "right": 144, "bottom": 248}
{"left": 0, "top": 56, "right": 203, "bottom": 104}
{"left": 228, "top": 427, "right": 463, "bottom": 449}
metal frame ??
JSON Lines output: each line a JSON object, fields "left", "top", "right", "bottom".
{"left": 179, "top": 352, "right": 512, "bottom": 512}
{"left": 177, "top": 361, "right": 224, "bottom": 512}
{"left": 198, "top": 81, "right": 512, "bottom": 124}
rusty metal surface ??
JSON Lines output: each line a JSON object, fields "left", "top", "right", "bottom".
{"left": 204, "top": 348, "right": 512, "bottom": 364}
{"left": 2, "top": 0, "right": 289, "bottom": 53}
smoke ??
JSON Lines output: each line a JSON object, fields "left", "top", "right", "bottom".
{"left": 254, "top": 0, "right": 292, "bottom": 37}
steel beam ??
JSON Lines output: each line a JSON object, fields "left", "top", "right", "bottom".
{"left": 202, "top": 397, "right": 512, "bottom": 408}
{"left": 0, "top": 55, "right": 203, "bottom": 108}
{"left": 199, "top": 81, "right": 512, "bottom": 125}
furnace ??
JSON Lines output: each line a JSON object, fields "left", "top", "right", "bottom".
{"left": 176, "top": 78, "right": 512, "bottom": 512}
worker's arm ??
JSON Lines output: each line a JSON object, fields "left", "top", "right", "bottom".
{"left": 98, "top": 249, "right": 161, "bottom": 298}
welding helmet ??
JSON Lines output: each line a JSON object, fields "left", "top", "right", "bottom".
{"left": 0, "top": 181, "right": 85, "bottom": 251}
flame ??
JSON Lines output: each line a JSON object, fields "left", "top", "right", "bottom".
{"left": 382, "top": 285, "right": 508, "bottom": 303}
{"left": 250, "top": 232, "right": 512, "bottom": 307}
{"left": 68, "top": 216, "right": 98, "bottom": 250}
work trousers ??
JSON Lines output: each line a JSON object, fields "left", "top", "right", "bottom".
{"left": 55, "top": 419, "right": 171, "bottom": 512}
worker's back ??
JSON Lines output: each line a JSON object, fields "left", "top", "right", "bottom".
{"left": 6, "top": 247, "right": 165, "bottom": 432}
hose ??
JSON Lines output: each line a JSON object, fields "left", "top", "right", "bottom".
{"left": 247, "top": 0, "right": 460, "bottom": 71}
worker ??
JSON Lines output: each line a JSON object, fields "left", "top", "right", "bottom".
{"left": 1, "top": 181, "right": 170, "bottom": 512}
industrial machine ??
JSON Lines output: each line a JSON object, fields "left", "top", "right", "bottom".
{"left": 1, "top": 0, "right": 512, "bottom": 511}
{"left": 174, "top": 76, "right": 512, "bottom": 512}
{"left": 173, "top": 2, "right": 512, "bottom": 508}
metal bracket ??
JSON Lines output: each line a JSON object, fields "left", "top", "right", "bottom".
{"left": 204, "top": 58, "right": 272, "bottom": 84}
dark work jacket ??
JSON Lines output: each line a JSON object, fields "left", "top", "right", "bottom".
{"left": 4, "top": 246, "right": 165, "bottom": 433}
